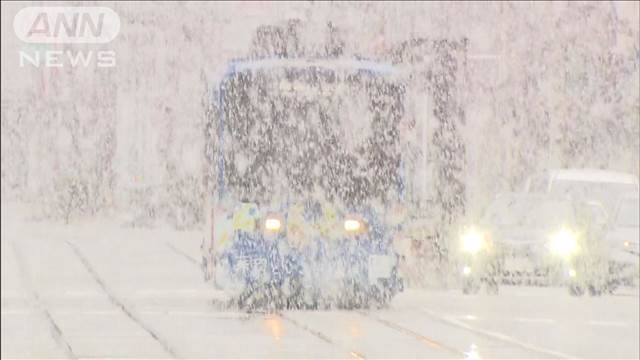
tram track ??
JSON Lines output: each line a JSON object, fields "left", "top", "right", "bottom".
{"left": 66, "top": 240, "right": 179, "bottom": 358}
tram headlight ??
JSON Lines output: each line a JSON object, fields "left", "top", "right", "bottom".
{"left": 344, "top": 219, "right": 362, "bottom": 233}
{"left": 264, "top": 216, "right": 282, "bottom": 232}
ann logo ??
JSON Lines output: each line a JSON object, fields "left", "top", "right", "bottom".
{"left": 14, "top": 7, "right": 120, "bottom": 44}
{"left": 27, "top": 11, "right": 105, "bottom": 39}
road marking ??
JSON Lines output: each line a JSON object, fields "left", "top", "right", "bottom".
{"left": 134, "top": 289, "right": 225, "bottom": 297}
{"left": 63, "top": 333, "right": 150, "bottom": 339}
{"left": 514, "top": 292, "right": 548, "bottom": 297}
{"left": 51, "top": 309, "right": 250, "bottom": 318}
{"left": 50, "top": 310, "right": 120, "bottom": 316}
{"left": 132, "top": 288, "right": 229, "bottom": 303}
{"left": 64, "top": 290, "right": 103, "bottom": 297}
{"left": 167, "top": 310, "right": 249, "bottom": 319}
{"left": 1, "top": 309, "right": 31, "bottom": 315}
{"left": 453, "top": 314, "right": 478, "bottom": 321}
{"left": 135, "top": 309, "right": 252, "bottom": 320}
{"left": 420, "top": 307, "right": 577, "bottom": 359}
{"left": 358, "top": 311, "right": 464, "bottom": 357}
{"left": 0, "top": 290, "right": 25, "bottom": 298}
{"left": 514, "top": 317, "right": 555, "bottom": 324}
{"left": 139, "top": 310, "right": 165, "bottom": 316}
{"left": 587, "top": 320, "right": 627, "bottom": 327}
{"left": 136, "top": 289, "right": 198, "bottom": 295}
{"left": 81, "top": 310, "right": 119, "bottom": 315}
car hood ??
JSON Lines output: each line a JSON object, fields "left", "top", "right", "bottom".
{"left": 606, "top": 226, "right": 640, "bottom": 254}
{"left": 484, "top": 225, "right": 560, "bottom": 256}
{"left": 489, "top": 226, "right": 556, "bottom": 245}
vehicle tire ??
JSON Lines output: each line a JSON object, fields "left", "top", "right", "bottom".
{"left": 485, "top": 279, "right": 499, "bottom": 295}
{"left": 606, "top": 279, "right": 619, "bottom": 294}
{"left": 587, "top": 284, "right": 604, "bottom": 297}
{"left": 300, "top": 289, "right": 319, "bottom": 310}
{"left": 462, "top": 278, "right": 480, "bottom": 295}
{"left": 372, "top": 284, "right": 393, "bottom": 309}
{"left": 568, "top": 284, "right": 585, "bottom": 297}
{"left": 340, "top": 281, "right": 368, "bottom": 309}
{"left": 284, "top": 278, "right": 304, "bottom": 309}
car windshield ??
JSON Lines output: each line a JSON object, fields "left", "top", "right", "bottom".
{"left": 550, "top": 180, "right": 638, "bottom": 211}
{"left": 524, "top": 200, "right": 575, "bottom": 227}
{"left": 481, "top": 196, "right": 531, "bottom": 226}
{"left": 482, "top": 197, "right": 574, "bottom": 228}
{"left": 616, "top": 198, "right": 640, "bottom": 227}
{"left": 221, "top": 66, "right": 404, "bottom": 205}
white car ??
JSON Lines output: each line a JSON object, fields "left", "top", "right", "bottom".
{"left": 456, "top": 193, "right": 609, "bottom": 295}
{"left": 605, "top": 193, "right": 640, "bottom": 287}
{"left": 523, "top": 168, "right": 639, "bottom": 212}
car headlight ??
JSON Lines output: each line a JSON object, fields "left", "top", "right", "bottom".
{"left": 462, "top": 266, "right": 472, "bottom": 275}
{"left": 264, "top": 217, "right": 282, "bottom": 232}
{"left": 344, "top": 219, "right": 362, "bottom": 233}
{"left": 548, "top": 228, "right": 578, "bottom": 257}
{"left": 461, "top": 229, "right": 486, "bottom": 254}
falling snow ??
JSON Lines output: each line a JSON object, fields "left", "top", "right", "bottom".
{"left": 1, "top": 2, "right": 639, "bottom": 359}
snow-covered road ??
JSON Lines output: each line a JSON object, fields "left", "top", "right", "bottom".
{"left": 2, "top": 203, "right": 638, "bottom": 359}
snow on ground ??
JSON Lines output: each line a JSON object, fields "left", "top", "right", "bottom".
{"left": 2, "top": 202, "right": 638, "bottom": 359}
